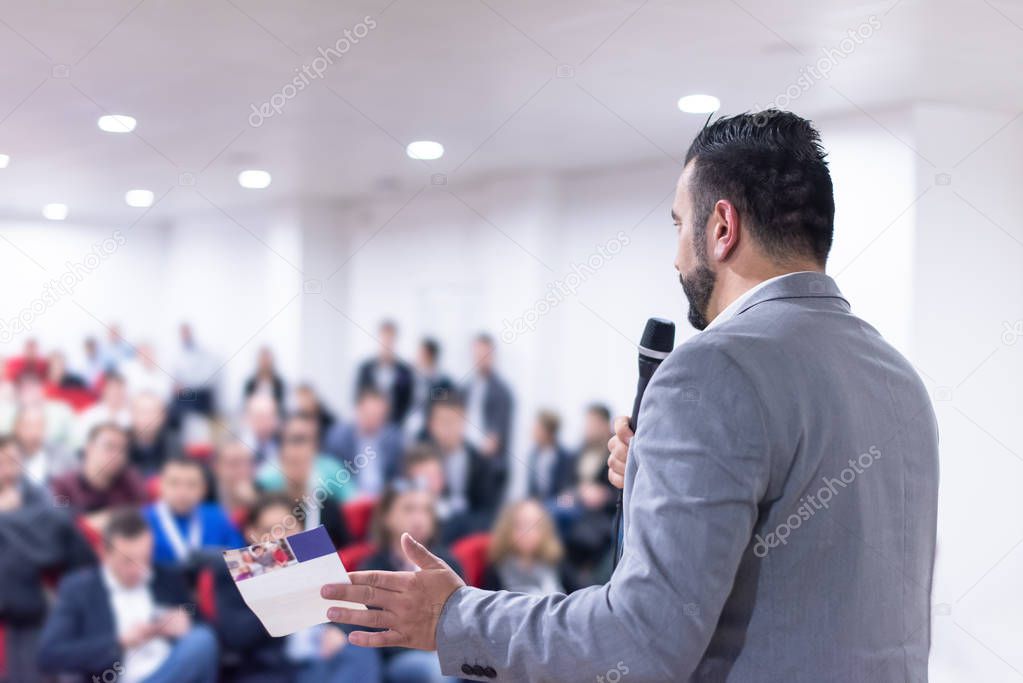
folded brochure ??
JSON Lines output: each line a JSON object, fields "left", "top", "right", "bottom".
{"left": 223, "top": 525, "right": 366, "bottom": 637}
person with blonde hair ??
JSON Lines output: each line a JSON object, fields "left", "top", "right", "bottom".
{"left": 482, "top": 498, "right": 570, "bottom": 595}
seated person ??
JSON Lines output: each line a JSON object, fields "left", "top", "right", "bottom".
{"left": 75, "top": 371, "right": 132, "bottom": 449}
{"left": 13, "top": 404, "right": 76, "bottom": 486}
{"left": 361, "top": 480, "right": 462, "bottom": 683}
{"left": 144, "top": 456, "right": 242, "bottom": 566}
{"left": 324, "top": 386, "right": 403, "bottom": 497}
{"left": 293, "top": 383, "right": 337, "bottom": 448}
{"left": 525, "top": 409, "right": 576, "bottom": 502}
{"left": 0, "top": 435, "right": 95, "bottom": 683}
{"left": 45, "top": 350, "right": 89, "bottom": 390}
{"left": 0, "top": 370, "right": 75, "bottom": 455}
{"left": 419, "top": 395, "right": 504, "bottom": 542}
{"left": 37, "top": 508, "right": 219, "bottom": 683}
{"left": 212, "top": 438, "right": 258, "bottom": 520}
{"left": 548, "top": 404, "right": 618, "bottom": 590}
{"left": 257, "top": 415, "right": 351, "bottom": 548}
{"left": 213, "top": 492, "right": 381, "bottom": 683}
{"left": 129, "top": 392, "right": 183, "bottom": 476}
{"left": 240, "top": 391, "right": 281, "bottom": 466}
{"left": 50, "top": 422, "right": 147, "bottom": 531}
{"left": 482, "top": 498, "right": 572, "bottom": 594}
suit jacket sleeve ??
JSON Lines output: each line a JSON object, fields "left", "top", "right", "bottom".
{"left": 37, "top": 574, "right": 121, "bottom": 673}
{"left": 435, "top": 340, "right": 771, "bottom": 682}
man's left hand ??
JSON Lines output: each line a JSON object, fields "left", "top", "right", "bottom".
{"left": 321, "top": 533, "right": 465, "bottom": 650}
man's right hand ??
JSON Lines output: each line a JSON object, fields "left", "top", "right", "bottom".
{"left": 606, "top": 416, "right": 633, "bottom": 489}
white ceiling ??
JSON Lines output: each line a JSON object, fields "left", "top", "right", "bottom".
{"left": 0, "top": 0, "right": 1021, "bottom": 225}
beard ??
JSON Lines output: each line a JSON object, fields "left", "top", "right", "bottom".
{"left": 679, "top": 260, "right": 716, "bottom": 331}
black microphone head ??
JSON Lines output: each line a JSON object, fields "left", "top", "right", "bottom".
{"left": 639, "top": 317, "right": 675, "bottom": 359}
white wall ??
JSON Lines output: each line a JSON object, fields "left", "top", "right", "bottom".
{"left": 910, "top": 103, "right": 1023, "bottom": 682}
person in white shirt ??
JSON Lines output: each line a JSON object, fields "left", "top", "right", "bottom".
{"left": 12, "top": 405, "right": 75, "bottom": 486}
{"left": 121, "top": 342, "right": 175, "bottom": 402}
{"left": 75, "top": 372, "right": 132, "bottom": 449}
{"left": 37, "top": 508, "right": 218, "bottom": 683}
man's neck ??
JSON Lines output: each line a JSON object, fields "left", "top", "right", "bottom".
{"left": 707, "top": 264, "right": 823, "bottom": 323}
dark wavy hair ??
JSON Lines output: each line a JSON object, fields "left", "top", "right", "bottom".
{"left": 684, "top": 110, "right": 835, "bottom": 265}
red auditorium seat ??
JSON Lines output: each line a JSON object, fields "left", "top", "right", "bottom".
{"left": 338, "top": 542, "right": 376, "bottom": 572}
{"left": 0, "top": 624, "right": 6, "bottom": 679}
{"left": 451, "top": 533, "right": 491, "bottom": 588}
{"left": 145, "top": 475, "right": 161, "bottom": 502}
{"left": 44, "top": 385, "right": 98, "bottom": 412}
{"left": 341, "top": 497, "right": 378, "bottom": 542}
{"left": 196, "top": 568, "right": 217, "bottom": 620}
{"left": 76, "top": 516, "right": 104, "bottom": 557}
{"left": 185, "top": 443, "right": 214, "bottom": 460}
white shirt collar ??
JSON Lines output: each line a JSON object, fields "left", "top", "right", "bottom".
{"left": 705, "top": 272, "right": 817, "bottom": 330}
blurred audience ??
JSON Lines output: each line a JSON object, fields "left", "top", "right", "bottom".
{"left": 483, "top": 499, "right": 569, "bottom": 594}
{"left": 355, "top": 320, "right": 414, "bottom": 425}
{"left": 244, "top": 346, "right": 286, "bottom": 406}
{"left": 38, "top": 508, "right": 219, "bottom": 683}
{"left": 0, "top": 323, "right": 614, "bottom": 683}
{"left": 325, "top": 386, "right": 403, "bottom": 497}
{"left": 526, "top": 409, "right": 575, "bottom": 502}
{"left": 4, "top": 338, "right": 49, "bottom": 379}
{"left": 103, "top": 323, "right": 136, "bottom": 368}
{"left": 405, "top": 337, "right": 454, "bottom": 439}
{"left": 293, "top": 383, "right": 337, "bottom": 447}
{"left": 241, "top": 391, "right": 281, "bottom": 465}
{"left": 173, "top": 323, "right": 220, "bottom": 417}
{"left": 82, "top": 335, "right": 109, "bottom": 385}
{"left": 77, "top": 371, "right": 132, "bottom": 446}
{"left": 462, "top": 333, "right": 513, "bottom": 465}
{"left": 129, "top": 391, "right": 183, "bottom": 476}
{"left": 258, "top": 415, "right": 352, "bottom": 548}
{"left": 13, "top": 404, "right": 76, "bottom": 486}
{"left": 213, "top": 438, "right": 258, "bottom": 519}
{"left": 0, "top": 435, "right": 95, "bottom": 683}
{"left": 144, "top": 456, "right": 242, "bottom": 566}
{"left": 50, "top": 423, "right": 146, "bottom": 530}
{"left": 422, "top": 396, "right": 503, "bottom": 543}
{"left": 122, "top": 341, "right": 175, "bottom": 401}
{"left": 362, "top": 481, "right": 462, "bottom": 683}
{"left": 45, "top": 350, "right": 88, "bottom": 390}
{"left": 0, "top": 370, "right": 75, "bottom": 455}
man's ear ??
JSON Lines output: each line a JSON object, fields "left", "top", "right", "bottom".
{"left": 710, "top": 199, "right": 740, "bottom": 262}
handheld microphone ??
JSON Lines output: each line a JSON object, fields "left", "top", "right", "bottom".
{"left": 613, "top": 317, "right": 676, "bottom": 568}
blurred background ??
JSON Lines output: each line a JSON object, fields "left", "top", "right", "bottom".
{"left": 0, "top": 0, "right": 1021, "bottom": 681}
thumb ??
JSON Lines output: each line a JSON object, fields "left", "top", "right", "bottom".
{"left": 401, "top": 533, "right": 447, "bottom": 570}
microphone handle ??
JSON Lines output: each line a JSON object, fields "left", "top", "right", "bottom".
{"left": 614, "top": 358, "right": 660, "bottom": 568}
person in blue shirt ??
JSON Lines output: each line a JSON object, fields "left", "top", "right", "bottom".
{"left": 143, "top": 455, "right": 243, "bottom": 566}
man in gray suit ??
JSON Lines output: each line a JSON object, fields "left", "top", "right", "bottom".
{"left": 322, "top": 111, "right": 939, "bottom": 682}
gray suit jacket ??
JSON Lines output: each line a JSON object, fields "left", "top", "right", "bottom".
{"left": 436, "top": 272, "right": 938, "bottom": 682}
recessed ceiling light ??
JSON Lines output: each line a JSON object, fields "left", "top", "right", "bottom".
{"left": 97, "top": 114, "right": 137, "bottom": 133}
{"left": 125, "top": 189, "right": 154, "bottom": 208}
{"left": 406, "top": 140, "right": 444, "bottom": 160}
{"left": 677, "top": 94, "right": 720, "bottom": 114}
{"left": 0, "top": 154, "right": 9, "bottom": 168}
{"left": 42, "top": 203, "right": 68, "bottom": 220}
{"left": 238, "top": 169, "right": 272, "bottom": 189}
